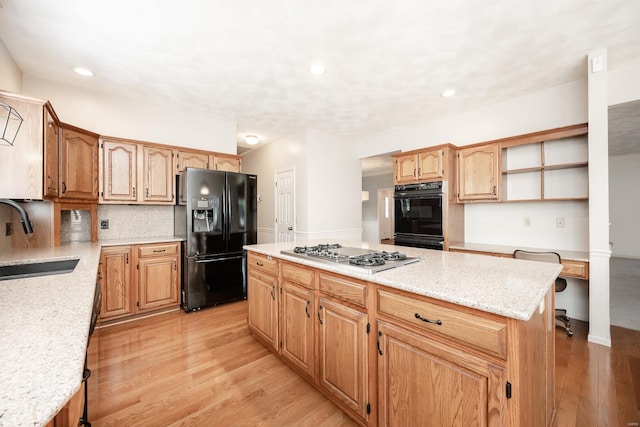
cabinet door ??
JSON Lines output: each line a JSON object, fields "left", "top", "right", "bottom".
{"left": 394, "top": 154, "right": 418, "bottom": 184}
{"left": 177, "top": 150, "right": 209, "bottom": 172}
{"left": 248, "top": 270, "right": 279, "bottom": 350}
{"left": 418, "top": 148, "right": 444, "bottom": 180}
{"left": 377, "top": 322, "right": 505, "bottom": 427}
{"left": 318, "top": 297, "right": 368, "bottom": 420}
{"left": 60, "top": 127, "right": 99, "bottom": 200}
{"left": 101, "top": 140, "right": 137, "bottom": 202}
{"left": 100, "top": 246, "right": 133, "bottom": 320}
{"left": 212, "top": 155, "right": 241, "bottom": 172}
{"left": 43, "top": 106, "right": 59, "bottom": 198}
{"left": 281, "top": 282, "right": 314, "bottom": 378}
{"left": 143, "top": 146, "right": 174, "bottom": 203}
{"left": 137, "top": 255, "right": 179, "bottom": 312}
{"left": 457, "top": 144, "right": 499, "bottom": 202}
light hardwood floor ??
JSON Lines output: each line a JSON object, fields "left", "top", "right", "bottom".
{"left": 88, "top": 301, "right": 640, "bottom": 426}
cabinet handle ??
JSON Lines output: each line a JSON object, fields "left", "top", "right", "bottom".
{"left": 132, "top": 187, "right": 136, "bottom": 198}
{"left": 146, "top": 188, "right": 149, "bottom": 198}
{"left": 271, "top": 286, "right": 276, "bottom": 300}
{"left": 62, "top": 181, "right": 67, "bottom": 194}
{"left": 493, "top": 185, "right": 496, "bottom": 195}
{"left": 414, "top": 313, "right": 442, "bottom": 325}
{"left": 417, "top": 167, "right": 421, "bottom": 177}
{"left": 377, "top": 331, "right": 384, "bottom": 355}
{"left": 125, "top": 253, "right": 129, "bottom": 264}
{"left": 305, "top": 300, "right": 311, "bottom": 318}
{"left": 317, "top": 304, "right": 323, "bottom": 324}
{"left": 173, "top": 260, "right": 177, "bottom": 270}
{"left": 153, "top": 249, "right": 166, "bottom": 253}
{"left": 413, "top": 169, "right": 417, "bottom": 178}
{"left": 256, "top": 261, "right": 264, "bottom": 267}
{"left": 47, "top": 176, "right": 53, "bottom": 189}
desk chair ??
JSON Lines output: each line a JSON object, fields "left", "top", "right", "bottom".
{"left": 513, "top": 250, "right": 573, "bottom": 337}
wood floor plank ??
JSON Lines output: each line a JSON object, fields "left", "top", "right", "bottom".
{"left": 88, "top": 300, "right": 640, "bottom": 426}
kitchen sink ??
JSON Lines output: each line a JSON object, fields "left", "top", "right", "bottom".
{"left": 0, "top": 258, "right": 79, "bottom": 281}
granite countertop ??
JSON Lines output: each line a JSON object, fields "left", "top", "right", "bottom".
{"left": 244, "top": 240, "right": 563, "bottom": 321}
{"left": 0, "top": 236, "right": 183, "bottom": 427}
{"left": 448, "top": 241, "right": 589, "bottom": 262}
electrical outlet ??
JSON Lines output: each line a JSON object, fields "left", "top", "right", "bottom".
{"left": 556, "top": 217, "right": 565, "bottom": 228}
{"left": 100, "top": 219, "right": 109, "bottom": 230}
{"left": 5, "top": 222, "right": 12, "bottom": 236}
{"left": 524, "top": 217, "right": 532, "bottom": 227}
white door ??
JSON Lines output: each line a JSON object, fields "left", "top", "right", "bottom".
{"left": 378, "top": 188, "right": 394, "bottom": 241}
{"left": 275, "top": 169, "right": 295, "bottom": 242}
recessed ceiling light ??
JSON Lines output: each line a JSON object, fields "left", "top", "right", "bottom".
{"left": 245, "top": 134, "right": 260, "bottom": 145}
{"left": 441, "top": 89, "right": 456, "bottom": 97}
{"left": 73, "top": 66, "right": 94, "bottom": 77}
{"left": 310, "top": 63, "right": 325, "bottom": 75}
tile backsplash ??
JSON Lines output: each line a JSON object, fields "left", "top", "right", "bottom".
{"left": 97, "top": 205, "right": 175, "bottom": 240}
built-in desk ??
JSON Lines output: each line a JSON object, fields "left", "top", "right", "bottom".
{"left": 449, "top": 242, "right": 589, "bottom": 280}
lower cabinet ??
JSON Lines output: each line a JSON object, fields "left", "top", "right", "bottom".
{"left": 46, "top": 383, "right": 85, "bottom": 427}
{"left": 99, "top": 242, "right": 180, "bottom": 322}
{"left": 280, "top": 281, "right": 314, "bottom": 378}
{"left": 317, "top": 297, "right": 369, "bottom": 420}
{"left": 247, "top": 269, "right": 279, "bottom": 350}
{"left": 377, "top": 321, "right": 505, "bottom": 427}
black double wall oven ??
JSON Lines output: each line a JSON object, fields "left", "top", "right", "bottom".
{"left": 394, "top": 181, "right": 444, "bottom": 250}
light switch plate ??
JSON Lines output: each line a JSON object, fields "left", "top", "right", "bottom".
{"left": 100, "top": 219, "right": 109, "bottom": 230}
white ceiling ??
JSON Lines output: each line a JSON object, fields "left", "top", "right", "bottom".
{"left": 1, "top": 0, "right": 639, "bottom": 162}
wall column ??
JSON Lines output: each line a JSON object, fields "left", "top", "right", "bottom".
{"left": 587, "top": 49, "right": 611, "bottom": 346}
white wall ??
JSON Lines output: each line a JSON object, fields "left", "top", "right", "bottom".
{"left": 241, "top": 130, "right": 309, "bottom": 243}
{"left": 306, "top": 129, "right": 362, "bottom": 241}
{"left": 609, "top": 60, "right": 640, "bottom": 106}
{"left": 22, "top": 75, "right": 237, "bottom": 153}
{"left": 609, "top": 153, "right": 640, "bottom": 259}
{"left": 0, "top": 38, "right": 22, "bottom": 93}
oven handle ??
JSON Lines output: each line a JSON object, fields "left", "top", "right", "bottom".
{"left": 394, "top": 192, "right": 443, "bottom": 199}
{"left": 194, "top": 255, "right": 244, "bottom": 263}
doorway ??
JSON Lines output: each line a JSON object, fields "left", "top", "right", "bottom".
{"left": 275, "top": 168, "right": 295, "bottom": 242}
{"left": 378, "top": 188, "right": 394, "bottom": 243}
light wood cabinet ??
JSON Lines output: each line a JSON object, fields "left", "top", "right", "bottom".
{"left": 457, "top": 144, "right": 500, "bottom": 202}
{"left": 377, "top": 321, "right": 505, "bottom": 426}
{"left": 248, "top": 252, "right": 279, "bottom": 350}
{"left": 280, "top": 281, "right": 315, "bottom": 378}
{"left": 99, "top": 245, "right": 133, "bottom": 320}
{"left": 176, "top": 150, "right": 209, "bottom": 172}
{"left": 43, "top": 105, "right": 60, "bottom": 199}
{"left": 101, "top": 139, "right": 138, "bottom": 202}
{"left": 59, "top": 125, "right": 99, "bottom": 201}
{"left": 211, "top": 154, "right": 241, "bottom": 172}
{"left": 393, "top": 146, "right": 445, "bottom": 184}
{"left": 142, "top": 146, "right": 174, "bottom": 203}
{"left": 317, "top": 297, "right": 369, "bottom": 421}
{"left": 137, "top": 242, "right": 179, "bottom": 312}
{"left": 100, "top": 139, "right": 174, "bottom": 204}
{"left": 47, "top": 382, "right": 85, "bottom": 427}
{"left": 99, "top": 242, "right": 180, "bottom": 322}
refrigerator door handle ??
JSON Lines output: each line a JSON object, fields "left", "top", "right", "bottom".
{"left": 194, "top": 255, "right": 245, "bottom": 263}
{"left": 226, "top": 183, "right": 231, "bottom": 239}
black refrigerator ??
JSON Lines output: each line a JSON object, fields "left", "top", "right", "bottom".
{"left": 175, "top": 168, "right": 257, "bottom": 311}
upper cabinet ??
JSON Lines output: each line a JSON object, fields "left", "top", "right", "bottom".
{"left": 0, "top": 92, "right": 46, "bottom": 199}
{"left": 100, "top": 137, "right": 175, "bottom": 204}
{"left": 176, "top": 149, "right": 209, "bottom": 173}
{"left": 456, "top": 123, "right": 589, "bottom": 203}
{"left": 393, "top": 145, "right": 453, "bottom": 185}
{"left": 43, "top": 104, "right": 60, "bottom": 199}
{"left": 59, "top": 124, "right": 99, "bottom": 201}
{"left": 456, "top": 144, "right": 500, "bottom": 202}
{"left": 211, "top": 154, "right": 241, "bottom": 172}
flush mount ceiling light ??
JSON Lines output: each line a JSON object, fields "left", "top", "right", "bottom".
{"left": 441, "top": 89, "right": 456, "bottom": 97}
{"left": 73, "top": 66, "right": 94, "bottom": 77}
{"left": 245, "top": 134, "right": 260, "bottom": 145}
{"left": 310, "top": 63, "right": 325, "bottom": 75}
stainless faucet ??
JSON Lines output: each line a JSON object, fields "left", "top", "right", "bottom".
{"left": 0, "top": 199, "right": 34, "bottom": 234}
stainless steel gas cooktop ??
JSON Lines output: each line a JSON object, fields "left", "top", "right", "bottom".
{"left": 280, "top": 243, "right": 420, "bottom": 275}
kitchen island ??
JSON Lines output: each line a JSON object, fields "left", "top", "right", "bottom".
{"left": 0, "top": 236, "right": 182, "bottom": 427}
{"left": 245, "top": 241, "right": 562, "bottom": 426}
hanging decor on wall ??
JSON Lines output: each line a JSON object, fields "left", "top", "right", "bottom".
{"left": 0, "top": 101, "right": 24, "bottom": 146}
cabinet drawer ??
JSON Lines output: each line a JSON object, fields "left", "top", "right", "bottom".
{"left": 281, "top": 262, "right": 314, "bottom": 289}
{"left": 318, "top": 272, "right": 367, "bottom": 308}
{"left": 138, "top": 242, "right": 179, "bottom": 257}
{"left": 561, "top": 259, "right": 589, "bottom": 280}
{"left": 377, "top": 289, "right": 507, "bottom": 359}
{"left": 248, "top": 252, "right": 278, "bottom": 277}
